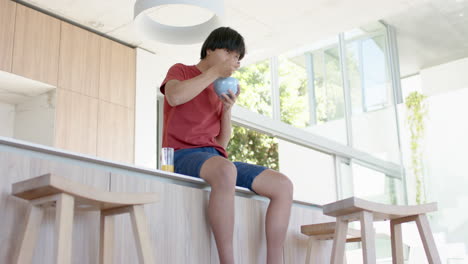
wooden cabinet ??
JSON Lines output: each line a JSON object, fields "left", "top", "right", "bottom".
{"left": 54, "top": 89, "right": 98, "bottom": 156}
{"left": 12, "top": 5, "right": 60, "bottom": 86}
{"left": 97, "top": 101, "right": 134, "bottom": 163}
{"left": 58, "top": 22, "right": 100, "bottom": 97}
{"left": 55, "top": 28, "right": 136, "bottom": 163}
{"left": 99, "top": 37, "right": 136, "bottom": 109}
{"left": 0, "top": 0, "right": 16, "bottom": 72}
{"left": 6, "top": 5, "right": 137, "bottom": 163}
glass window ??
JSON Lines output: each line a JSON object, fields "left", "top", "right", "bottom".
{"left": 278, "top": 53, "right": 309, "bottom": 128}
{"left": 278, "top": 139, "right": 337, "bottom": 204}
{"left": 345, "top": 25, "right": 401, "bottom": 164}
{"left": 316, "top": 47, "right": 346, "bottom": 122}
{"left": 227, "top": 124, "right": 278, "bottom": 170}
{"left": 346, "top": 27, "right": 392, "bottom": 113}
{"left": 362, "top": 35, "right": 390, "bottom": 111}
{"left": 233, "top": 59, "right": 272, "bottom": 117}
{"left": 352, "top": 162, "right": 404, "bottom": 204}
{"left": 305, "top": 43, "right": 348, "bottom": 145}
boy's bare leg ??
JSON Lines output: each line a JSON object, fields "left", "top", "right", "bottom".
{"left": 200, "top": 156, "right": 237, "bottom": 264}
{"left": 252, "top": 170, "right": 294, "bottom": 264}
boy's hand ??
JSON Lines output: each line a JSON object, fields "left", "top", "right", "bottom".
{"left": 220, "top": 85, "right": 241, "bottom": 112}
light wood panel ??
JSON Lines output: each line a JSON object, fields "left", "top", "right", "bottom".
{"left": 0, "top": 150, "right": 110, "bottom": 264}
{"left": 0, "top": 0, "right": 16, "bottom": 72}
{"left": 284, "top": 205, "right": 334, "bottom": 264}
{"left": 12, "top": 5, "right": 60, "bottom": 86}
{"left": 99, "top": 37, "right": 135, "bottom": 108}
{"left": 97, "top": 100, "right": 134, "bottom": 163}
{"left": 58, "top": 22, "right": 100, "bottom": 97}
{"left": 109, "top": 173, "right": 212, "bottom": 264}
{"left": 209, "top": 196, "right": 268, "bottom": 264}
{"left": 54, "top": 88, "right": 98, "bottom": 156}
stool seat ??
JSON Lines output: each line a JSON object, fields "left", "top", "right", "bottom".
{"left": 323, "top": 196, "right": 437, "bottom": 221}
{"left": 323, "top": 197, "right": 441, "bottom": 264}
{"left": 301, "top": 222, "right": 362, "bottom": 264}
{"left": 12, "top": 173, "right": 157, "bottom": 264}
{"left": 301, "top": 222, "right": 361, "bottom": 242}
{"left": 12, "top": 173, "right": 158, "bottom": 210}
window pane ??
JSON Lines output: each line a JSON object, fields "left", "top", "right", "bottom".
{"left": 306, "top": 42, "right": 348, "bottom": 145}
{"left": 227, "top": 125, "right": 278, "bottom": 170}
{"left": 346, "top": 26, "right": 401, "bottom": 163}
{"left": 319, "top": 47, "right": 345, "bottom": 122}
{"left": 352, "top": 162, "right": 404, "bottom": 204}
{"left": 278, "top": 139, "right": 337, "bottom": 204}
{"left": 278, "top": 54, "right": 309, "bottom": 128}
{"left": 346, "top": 41, "right": 364, "bottom": 114}
{"left": 233, "top": 59, "right": 272, "bottom": 117}
{"left": 362, "top": 35, "right": 389, "bottom": 110}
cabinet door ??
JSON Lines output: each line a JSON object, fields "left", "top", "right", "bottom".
{"left": 0, "top": 0, "right": 16, "bottom": 72}
{"left": 12, "top": 5, "right": 60, "bottom": 86}
{"left": 55, "top": 88, "right": 98, "bottom": 156}
{"left": 99, "top": 38, "right": 136, "bottom": 109}
{"left": 97, "top": 101, "right": 134, "bottom": 163}
{"left": 58, "top": 22, "right": 100, "bottom": 97}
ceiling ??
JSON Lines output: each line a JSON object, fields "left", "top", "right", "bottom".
{"left": 17, "top": 0, "right": 468, "bottom": 77}
{"left": 384, "top": 0, "right": 468, "bottom": 77}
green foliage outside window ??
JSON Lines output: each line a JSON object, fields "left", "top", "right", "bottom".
{"left": 405, "top": 91, "right": 428, "bottom": 204}
{"left": 228, "top": 61, "right": 279, "bottom": 170}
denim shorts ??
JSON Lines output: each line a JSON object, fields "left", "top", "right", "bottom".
{"left": 174, "top": 147, "right": 268, "bottom": 191}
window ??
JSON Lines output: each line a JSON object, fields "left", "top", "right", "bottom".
{"left": 278, "top": 53, "right": 309, "bottom": 128}
{"left": 227, "top": 124, "right": 278, "bottom": 170}
{"left": 233, "top": 59, "right": 272, "bottom": 117}
{"left": 345, "top": 26, "right": 391, "bottom": 113}
{"left": 278, "top": 139, "right": 337, "bottom": 204}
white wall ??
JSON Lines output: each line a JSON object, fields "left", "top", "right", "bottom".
{"left": 305, "top": 118, "right": 347, "bottom": 145}
{"left": 0, "top": 92, "right": 54, "bottom": 146}
{"left": 305, "top": 106, "right": 401, "bottom": 164}
{"left": 278, "top": 139, "right": 337, "bottom": 205}
{"left": 14, "top": 91, "right": 55, "bottom": 146}
{"left": 398, "top": 57, "right": 468, "bottom": 251}
{"left": 420, "top": 57, "right": 468, "bottom": 97}
{"left": 134, "top": 49, "right": 161, "bottom": 169}
{"left": 0, "top": 102, "right": 15, "bottom": 137}
{"left": 351, "top": 107, "right": 401, "bottom": 164}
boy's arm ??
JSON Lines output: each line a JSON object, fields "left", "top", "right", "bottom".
{"left": 165, "top": 59, "right": 238, "bottom": 106}
{"left": 215, "top": 89, "right": 239, "bottom": 149}
{"left": 215, "top": 109, "right": 232, "bottom": 149}
{"left": 165, "top": 70, "right": 217, "bottom": 106}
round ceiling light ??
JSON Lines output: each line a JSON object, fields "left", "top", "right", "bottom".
{"left": 134, "top": 0, "right": 224, "bottom": 45}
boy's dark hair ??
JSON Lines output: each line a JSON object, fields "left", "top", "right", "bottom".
{"left": 200, "top": 27, "right": 246, "bottom": 60}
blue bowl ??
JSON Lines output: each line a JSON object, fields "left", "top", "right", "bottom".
{"left": 214, "top": 77, "right": 238, "bottom": 97}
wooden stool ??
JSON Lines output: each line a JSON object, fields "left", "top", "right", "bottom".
{"left": 323, "top": 197, "right": 441, "bottom": 264}
{"left": 11, "top": 173, "right": 158, "bottom": 264}
{"left": 301, "top": 222, "right": 361, "bottom": 264}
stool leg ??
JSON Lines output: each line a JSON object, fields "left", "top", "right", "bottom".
{"left": 305, "top": 237, "right": 315, "bottom": 264}
{"left": 390, "top": 220, "right": 404, "bottom": 264}
{"left": 99, "top": 213, "right": 115, "bottom": 264}
{"left": 331, "top": 217, "right": 348, "bottom": 264}
{"left": 14, "top": 204, "right": 44, "bottom": 264}
{"left": 360, "top": 211, "right": 376, "bottom": 264}
{"left": 415, "top": 214, "right": 441, "bottom": 264}
{"left": 129, "top": 205, "right": 155, "bottom": 264}
{"left": 54, "top": 193, "right": 75, "bottom": 264}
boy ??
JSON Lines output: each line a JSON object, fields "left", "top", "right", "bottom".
{"left": 160, "top": 27, "right": 293, "bottom": 264}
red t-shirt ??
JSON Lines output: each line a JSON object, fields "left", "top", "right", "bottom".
{"left": 160, "top": 63, "right": 227, "bottom": 157}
